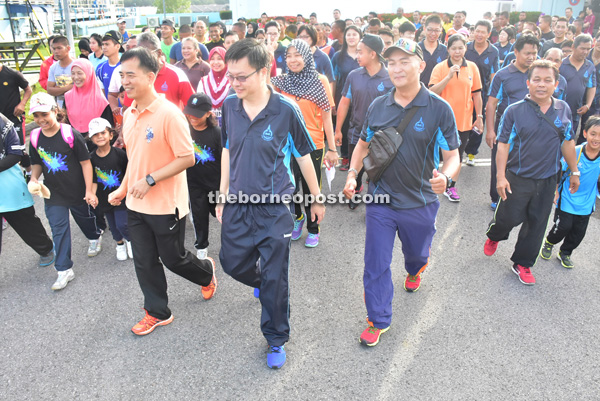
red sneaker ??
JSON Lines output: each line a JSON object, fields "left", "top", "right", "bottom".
{"left": 512, "top": 264, "right": 535, "bottom": 285}
{"left": 404, "top": 273, "right": 421, "bottom": 292}
{"left": 484, "top": 239, "right": 499, "bottom": 256}
{"left": 359, "top": 322, "right": 390, "bottom": 346}
{"left": 131, "top": 309, "right": 173, "bottom": 336}
{"left": 202, "top": 257, "right": 217, "bottom": 300}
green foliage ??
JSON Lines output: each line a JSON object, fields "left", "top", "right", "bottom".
{"left": 219, "top": 10, "right": 232, "bottom": 20}
{"left": 510, "top": 11, "right": 542, "bottom": 24}
{"left": 155, "top": 0, "right": 191, "bottom": 14}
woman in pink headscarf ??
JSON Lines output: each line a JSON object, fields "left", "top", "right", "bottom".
{"left": 64, "top": 58, "right": 114, "bottom": 149}
{"left": 196, "top": 47, "right": 230, "bottom": 126}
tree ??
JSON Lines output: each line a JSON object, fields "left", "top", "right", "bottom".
{"left": 155, "top": 0, "right": 191, "bottom": 13}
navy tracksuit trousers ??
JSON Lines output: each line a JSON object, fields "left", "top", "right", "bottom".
{"left": 219, "top": 203, "right": 294, "bottom": 347}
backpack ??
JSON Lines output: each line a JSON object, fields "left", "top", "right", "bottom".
{"left": 30, "top": 124, "right": 74, "bottom": 150}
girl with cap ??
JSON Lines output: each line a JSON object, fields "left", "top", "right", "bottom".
{"left": 65, "top": 58, "right": 114, "bottom": 152}
{"left": 196, "top": 47, "right": 231, "bottom": 126}
{"left": 429, "top": 34, "right": 483, "bottom": 202}
{"left": 27, "top": 92, "right": 103, "bottom": 291}
{"left": 183, "top": 93, "right": 222, "bottom": 268}
{"left": 87, "top": 117, "right": 131, "bottom": 261}
{"left": 271, "top": 39, "right": 337, "bottom": 248}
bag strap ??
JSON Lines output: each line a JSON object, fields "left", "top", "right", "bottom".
{"left": 60, "top": 124, "right": 74, "bottom": 149}
{"left": 395, "top": 105, "right": 421, "bottom": 137}
{"left": 31, "top": 128, "right": 41, "bottom": 149}
{"left": 524, "top": 98, "right": 563, "bottom": 139}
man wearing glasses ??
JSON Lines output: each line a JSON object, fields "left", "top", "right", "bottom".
{"left": 419, "top": 14, "right": 448, "bottom": 87}
{"left": 264, "top": 21, "right": 288, "bottom": 74}
{"left": 217, "top": 39, "right": 325, "bottom": 369}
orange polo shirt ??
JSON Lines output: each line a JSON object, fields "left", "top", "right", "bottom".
{"left": 429, "top": 58, "right": 482, "bottom": 132}
{"left": 122, "top": 95, "right": 193, "bottom": 218}
{"left": 278, "top": 75, "right": 335, "bottom": 150}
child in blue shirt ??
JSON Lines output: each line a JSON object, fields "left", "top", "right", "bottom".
{"left": 542, "top": 115, "right": 600, "bottom": 268}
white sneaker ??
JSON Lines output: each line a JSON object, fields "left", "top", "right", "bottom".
{"left": 125, "top": 240, "right": 133, "bottom": 259}
{"left": 51, "top": 269, "right": 74, "bottom": 291}
{"left": 116, "top": 243, "right": 128, "bottom": 261}
{"left": 466, "top": 154, "right": 475, "bottom": 166}
{"left": 196, "top": 248, "right": 208, "bottom": 260}
{"left": 2, "top": 218, "right": 7, "bottom": 230}
{"left": 88, "top": 235, "right": 102, "bottom": 257}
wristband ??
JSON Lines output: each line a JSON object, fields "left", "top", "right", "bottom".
{"left": 572, "top": 171, "right": 581, "bottom": 176}
{"left": 348, "top": 168, "right": 359, "bottom": 176}
{"left": 327, "top": 149, "right": 337, "bottom": 153}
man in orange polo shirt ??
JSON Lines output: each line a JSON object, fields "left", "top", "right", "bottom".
{"left": 108, "top": 47, "right": 216, "bottom": 336}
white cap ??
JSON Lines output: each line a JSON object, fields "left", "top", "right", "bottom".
{"left": 117, "top": 18, "right": 126, "bottom": 24}
{"left": 28, "top": 93, "right": 57, "bottom": 115}
{"left": 88, "top": 117, "right": 112, "bottom": 137}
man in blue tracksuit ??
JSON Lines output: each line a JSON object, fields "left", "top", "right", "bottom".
{"left": 217, "top": 39, "right": 325, "bottom": 369}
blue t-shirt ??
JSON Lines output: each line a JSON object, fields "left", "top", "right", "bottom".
{"left": 332, "top": 51, "right": 359, "bottom": 104}
{"left": 221, "top": 89, "right": 316, "bottom": 197}
{"left": 360, "top": 84, "right": 460, "bottom": 209}
{"left": 587, "top": 53, "right": 600, "bottom": 111}
{"left": 560, "top": 56, "right": 596, "bottom": 123}
{"left": 95, "top": 59, "right": 121, "bottom": 98}
{"left": 498, "top": 97, "right": 573, "bottom": 179}
{"left": 313, "top": 48, "right": 334, "bottom": 83}
{"left": 553, "top": 75, "right": 568, "bottom": 100}
{"left": 465, "top": 41, "right": 500, "bottom": 99}
{"left": 169, "top": 41, "right": 210, "bottom": 62}
{"left": 559, "top": 144, "right": 600, "bottom": 215}
{"left": 342, "top": 65, "right": 394, "bottom": 144}
{"left": 0, "top": 116, "right": 33, "bottom": 213}
{"left": 488, "top": 62, "right": 529, "bottom": 117}
{"left": 494, "top": 42, "right": 512, "bottom": 62}
{"left": 419, "top": 41, "right": 448, "bottom": 87}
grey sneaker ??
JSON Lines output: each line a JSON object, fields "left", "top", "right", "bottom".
{"left": 540, "top": 240, "right": 553, "bottom": 260}
{"left": 557, "top": 251, "right": 574, "bottom": 269}
{"left": 51, "top": 269, "right": 74, "bottom": 291}
{"left": 39, "top": 249, "right": 55, "bottom": 267}
{"left": 88, "top": 235, "right": 102, "bottom": 257}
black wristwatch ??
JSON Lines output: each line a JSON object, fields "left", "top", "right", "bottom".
{"left": 442, "top": 173, "right": 452, "bottom": 189}
{"left": 146, "top": 174, "right": 156, "bottom": 187}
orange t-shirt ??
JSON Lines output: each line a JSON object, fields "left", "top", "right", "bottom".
{"left": 429, "top": 58, "right": 482, "bottom": 132}
{"left": 122, "top": 95, "right": 193, "bottom": 218}
{"left": 278, "top": 75, "right": 335, "bottom": 150}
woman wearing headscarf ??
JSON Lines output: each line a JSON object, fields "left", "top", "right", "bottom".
{"left": 246, "top": 22, "right": 258, "bottom": 38}
{"left": 271, "top": 39, "right": 337, "bottom": 248}
{"left": 64, "top": 58, "right": 114, "bottom": 150}
{"left": 196, "top": 47, "right": 230, "bottom": 126}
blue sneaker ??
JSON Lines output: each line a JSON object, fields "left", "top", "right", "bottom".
{"left": 291, "top": 214, "right": 305, "bottom": 240}
{"left": 305, "top": 233, "right": 319, "bottom": 248}
{"left": 254, "top": 288, "right": 260, "bottom": 298}
{"left": 267, "top": 345, "right": 286, "bottom": 369}
{"left": 490, "top": 202, "right": 497, "bottom": 211}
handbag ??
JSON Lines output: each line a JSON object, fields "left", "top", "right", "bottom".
{"left": 362, "top": 106, "right": 420, "bottom": 183}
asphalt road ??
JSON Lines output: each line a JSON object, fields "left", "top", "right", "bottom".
{"left": 2, "top": 143, "right": 600, "bottom": 400}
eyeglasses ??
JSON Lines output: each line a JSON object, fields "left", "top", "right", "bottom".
{"left": 297, "top": 35, "right": 311, "bottom": 40}
{"left": 266, "top": 32, "right": 279, "bottom": 36}
{"left": 426, "top": 28, "right": 442, "bottom": 33}
{"left": 226, "top": 69, "right": 260, "bottom": 83}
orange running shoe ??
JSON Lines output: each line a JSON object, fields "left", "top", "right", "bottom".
{"left": 131, "top": 309, "right": 173, "bottom": 336}
{"left": 201, "top": 257, "right": 218, "bottom": 300}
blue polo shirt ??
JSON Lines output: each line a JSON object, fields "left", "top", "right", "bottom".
{"left": 169, "top": 41, "right": 209, "bottom": 62}
{"left": 274, "top": 43, "right": 287, "bottom": 73}
{"left": 95, "top": 59, "right": 120, "bottom": 98}
{"left": 553, "top": 74, "right": 568, "bottom": 100}
{"left": 221, "top": 88, "right": 316, "bottom": 198}
{"left": 587, "top": 53, "right": 600, "bottom": 111}
{"left": 342, "top": 65, "right": 394, "bottom": 144}
{"left": 559, "top": 144, "right": 600, "bottom": 215}
{"left": 488, "top": 62, "right": 529, "bottom": 117}
{"left": 498, "top": 96, "right": 573, "bottom": 179}
{"left": 465, "top": 41, "right": 500, "bottom": 100}
{"left": 419, "top": 41, "right": 448, "bottom": 87}
{"left": 313, "top": 48, "right": 334, "bottom": 83}
{"left": 332, "top": 51, "right": 359, "bottom": 104}
{"left": 494, "top": 42, "right": 512, "bottom": 62}
{"left": 559, "top": 56, "right": 596, "bottom": 123}
{"left": 360, "top": 84, "right": 460, "bottom": 209}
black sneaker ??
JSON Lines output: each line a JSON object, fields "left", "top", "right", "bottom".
{"left": 557, "top": 251, "right": 574, "bottom": 269}
{"left": 540, "top": 240, "right": 553, "bottom": 260}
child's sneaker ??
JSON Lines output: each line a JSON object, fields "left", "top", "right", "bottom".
{"left": 39, "top": 249, "right": 55, "bottom": 267}
{"left": 291, "top": 214, "right": 305, "bottom": 240}
{"left": 540, "top": 240, "right": 553, "bottom": 260}
{"left": 484, "top": 238, "right": 499, "bottom": 256}
{"left": 88, "top": 235, "right": 102, "bottom": 257}
{"left": 201, "top": 257, "right": 217, "bottom": 300}
{"left": 512, "top": 264, "right": 535, "bottom": 285}
{"left": 305, "top": 233, "right": 319, "bottom": 248}
{"left": 267, "top": 345, "right": 286, "bottom": 369}
{"left": 466, "top": 154, "right": 475, "bottom": 166}
{"left": 557, "top": 251, "right": 574, "bottom": 269}
{"left": 131, "top": 309, "right": 173, "bottom": 335}
{"left": 444, "top": 187, "right": 460, "bottom": 202}
{"left": 126, "top": 240, "right": 133, "bottom": 259}
{"left": 196, "top": 248, "right": 208, "bottom": 260}
{"left": 51, "top": 268, "right": 74, "bottom": 291}
{"left": 116, "top": 243, "right": 128, "bottom": 261}
{"left": 359, "top": 323, "right": 390, "bottom": 346}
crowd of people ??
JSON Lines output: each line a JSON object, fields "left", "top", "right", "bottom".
{"left": 1, "top": 6, "right": 600, "bottom": 369}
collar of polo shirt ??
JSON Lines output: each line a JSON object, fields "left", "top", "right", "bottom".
{"left": 384, "top": 83, "right": 430, "bottom": 108}
{"left": 447, "top": 57, "right": 468, "bottom": 68}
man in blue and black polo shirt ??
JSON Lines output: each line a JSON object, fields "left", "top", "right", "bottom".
{"left": 419, "top": 14, "right": 448, "bottom": 87}
{"left": 464, "top": 19, "right": 499, "bottom": 165}
{"left": 343, "top": 38, "right": 461, "bottom": 347}
{"left": 486, "top": 34, "right": 539, "bottom": 209}
{"left": 335, "top": 34, "right": 394, "bottom": 209}
{"left": 484, "top": 60, "right": 580, "bottom": 286}
{"left": 559, "top": 34, "right": 596, "bottom": 144}
{"left": 217, "top": 39, "right": 325, "bottom": 369}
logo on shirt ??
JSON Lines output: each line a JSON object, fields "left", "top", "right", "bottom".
{"left": 414, "top": 117, "right": 425, "bottom": 132}
{"left": 554, "top": 116, "right": 563, "bottom": 128}
{"left": 2, "top": 82, "right": 7, "bottom": 86}
{"left": 436, "top": 56, "right": 442, "bottom": 63}
{"left": 377, "top": 82, "right": 385, "bottom": 92}
{"left": 145, "top": 126, "right": 154, "bottom": 143}
{"left": 484, "top": 57, "right": 489, "bottom": 65}
{"left": 262, "top": 125, "right": 274, "bottom": 141}
{"left": 95, "top": 167, "right": 121, "bottom": 190}
{"left": 161, "top": 81, "right": 168, "bottom": 91}
{"left": 193, "top": 141, "right": 216, "bottom": 164}
{"left": 37, "top": 147, "right": 68, "bottom": 174}
{"left": 103, "top": 72, "right": 108, "bottom": 78}
{"left": 584, "top": 71, "right": 589, "bottom": 78}
{"left": 277, "top": 56, "right": 282, "bottom": 63}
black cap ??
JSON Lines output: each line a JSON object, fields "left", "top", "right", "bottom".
{"left": 161, "top": 19, "right": 176, "bottom": 33}
{"left": 383, "top": 38, "right": 424, "bottom": 60}
{"left": 360, "top": 34, "right": 385, "bottom": 63}
{"left": 103, "top": 30, "right": 122, "bottom": 44}
{"left": 184, "top": 93, "right": 212, "bottom": 117}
